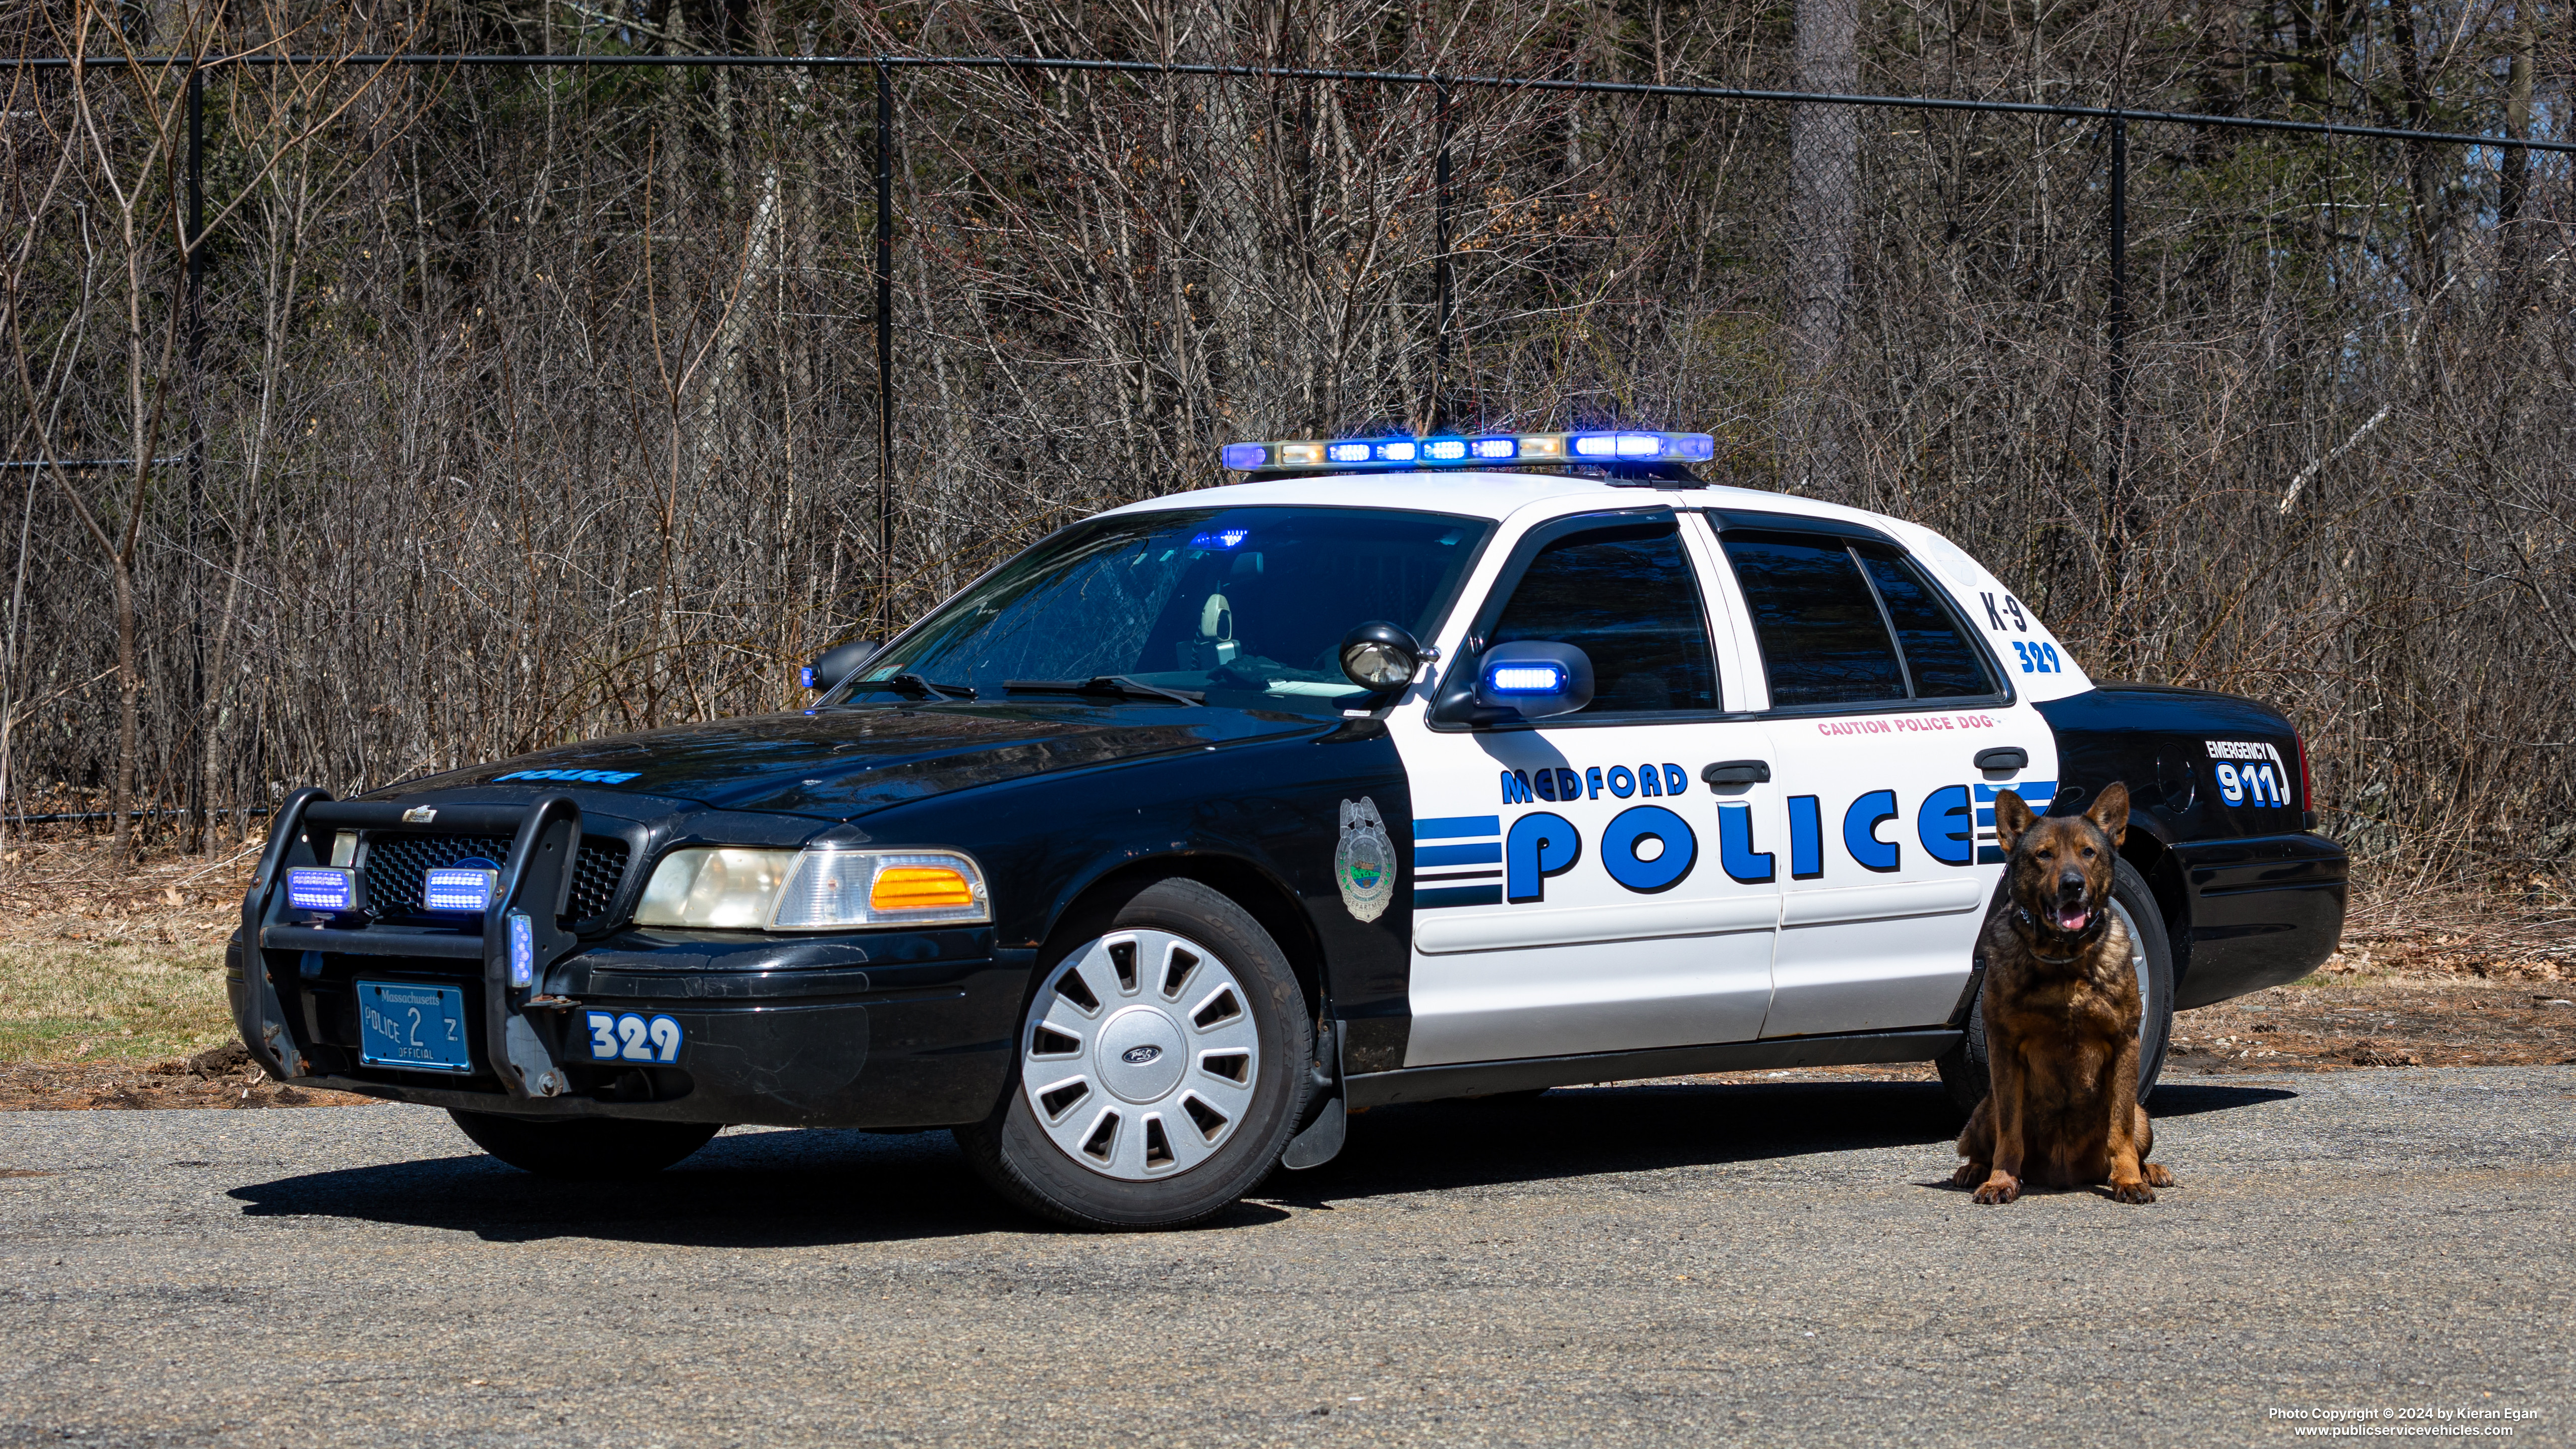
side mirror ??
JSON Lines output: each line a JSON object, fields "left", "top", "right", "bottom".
{"left": 804, "top": 637, "right": 880, "bottom": 691}
{"left": 1472, "top": 642, "right": 1594, "bottom": 720}
{"left": 1338, "top": 621, "right": 1426, "bottom": 691}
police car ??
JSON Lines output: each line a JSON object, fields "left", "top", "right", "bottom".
{"left": 230, "top": 429, "right": 2345, "bottom": 1228}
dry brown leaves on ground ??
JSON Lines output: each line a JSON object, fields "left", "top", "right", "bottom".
{"left": 0, "top": 1041, "right": 378, "bottom": 1111}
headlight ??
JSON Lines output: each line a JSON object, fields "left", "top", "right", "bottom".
{"left": 633, "top": 846, "right": 990, "bottom": 930}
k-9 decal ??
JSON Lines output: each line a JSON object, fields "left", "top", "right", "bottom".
{"left": 2008, "top": 640, "right": 2065, "bottom": 674}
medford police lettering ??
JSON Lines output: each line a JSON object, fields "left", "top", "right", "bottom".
{"left": 1449, "top": 778, "right": 2064, "bottom": 903}
{"left": 1501, "top": 763, "right": 1688, "bottom": 803}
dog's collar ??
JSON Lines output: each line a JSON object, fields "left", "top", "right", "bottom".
{"left": 2014, "top": 904, "right": 2107, "bottom": 964}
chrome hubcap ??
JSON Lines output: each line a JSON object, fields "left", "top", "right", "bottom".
{"left": 1019, "top": 928, "right": 1260, "bottom": 1180}
{"left": 2108, "top": 897, "right": 2154, "bottom": 1080}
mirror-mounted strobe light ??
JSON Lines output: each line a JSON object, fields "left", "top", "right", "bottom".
{"left": 1486, "top": 663, "right": 1568, "bottom": 693}
{"left": 1219, "top": 431, "right": 1710, "bottom": 471}
{"left": 286, "top": 866, "right": 358, "bottom": 912}
{"left": 422, "top": 866, "right": 499, "bottom": 913}
{"left": 1474, "top": 642, "right": 1596, "bottom": 720}
{"left": 1339, "top": 621, "right": 1424, "bottom": 691}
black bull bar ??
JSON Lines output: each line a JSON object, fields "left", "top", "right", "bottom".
{"left": 242, "top": 786, "right": 586, "bottom": 1102}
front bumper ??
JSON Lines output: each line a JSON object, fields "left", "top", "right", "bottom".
{"left": 230, "top": 790, "right": 1025, "bottom": 1129}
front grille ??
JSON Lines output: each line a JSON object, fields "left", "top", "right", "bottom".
{"left": 362, "top": 832, "right": 632, "bottom": 922}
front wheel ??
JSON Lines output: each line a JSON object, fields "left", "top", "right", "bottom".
{"left": 1936, "top": 857, "right": 2176, "bottom": 1118}
{"left": 448, "top": 1110, "right": 721, "bottom": 1179}
{"left": 958, "top": 878, "right": 1313, "bottom": 1230}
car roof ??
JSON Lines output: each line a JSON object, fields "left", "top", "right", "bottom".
{"left": 1093, "top": 471, "right": 1926, "bottom": 542}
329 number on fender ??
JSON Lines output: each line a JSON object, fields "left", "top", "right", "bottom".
{"left": 585, "top": 1011, "right": 682, "bottom": 1063}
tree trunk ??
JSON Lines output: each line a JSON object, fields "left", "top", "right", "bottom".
{"left": 1787, "top": 0, "right": 1859, "bottom": 495}
{"left": 112, "top": 560, "right": 137, "bottom": 863}
{"left": 2496, "top": 16, "right": 2535, "bottom": 319}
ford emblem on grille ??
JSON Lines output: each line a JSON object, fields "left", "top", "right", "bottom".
{"left": 1121, "top": 1045, "right": 1163, "bottom": 1066}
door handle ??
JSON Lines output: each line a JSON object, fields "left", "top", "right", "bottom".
{"left": 1702, "top": 760, "right": 1771, "bottom": 786}
{"left": 1974, "top": 746, "right": 2029, "bottom": 772}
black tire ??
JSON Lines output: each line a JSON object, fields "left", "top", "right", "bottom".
{"left": 448, "top": 1110, "right": 721, "bottom": 1179}
{"left": 1936, "top": 857, "right": 2176, "bottom": 1118}
{"left": 957, "top": 877, "right": 1314, "bottom": 1231}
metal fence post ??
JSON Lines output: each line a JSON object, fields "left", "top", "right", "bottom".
{"left": 875, "top": 57, "right": 895, "bottom": 639}
{"left": 2106, "top": 114, "right": 2132, "bottom": 576}
{"left": 1433, "top": 75, "right": 1452, "bottom": 432}
{"left": 185, "top": 62, "right": 208, "bottom": 847}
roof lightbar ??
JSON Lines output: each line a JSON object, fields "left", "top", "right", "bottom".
{"left": 1221, "top": 430, "right": 1715, "bottom": 473}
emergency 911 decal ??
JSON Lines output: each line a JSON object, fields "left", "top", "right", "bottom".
{"left": 2207, "top": 739, "right": 2293, "bottom": 808}
{"left": 1412, "top": 768, "right": 2053, "bottom": 907}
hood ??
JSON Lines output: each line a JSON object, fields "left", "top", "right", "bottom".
{"left": 377, "top": 701, "right": 1323, "bottom": 819}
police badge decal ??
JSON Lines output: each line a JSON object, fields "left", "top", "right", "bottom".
{"left": 1335, "top": 797, "right": 1396, "bottom": 923}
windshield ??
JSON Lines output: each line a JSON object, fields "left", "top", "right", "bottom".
{"left": 834, "top": 506, "right": 1493, "bottom": 716}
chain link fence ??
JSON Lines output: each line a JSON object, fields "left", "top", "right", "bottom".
{"left": 4, "top": 6, "right": 2571, "bottom": 889}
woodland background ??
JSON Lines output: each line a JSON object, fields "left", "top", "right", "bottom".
{"left": 0, "top": 0, "right": 2568, "bottom": 889}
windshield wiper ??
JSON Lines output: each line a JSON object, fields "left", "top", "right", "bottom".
{"left": 1005, "top": 675, "right": 1206, "bottom": 707}
{"left": 853, "top": 673, "right": 976, "bottom": 702}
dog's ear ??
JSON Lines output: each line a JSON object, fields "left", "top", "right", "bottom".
{"left": 2086, "top": 781, "right": 2131, "bottom": 849}
{"left": 1993, "top": 789, "right": 2037, "bottom": 852}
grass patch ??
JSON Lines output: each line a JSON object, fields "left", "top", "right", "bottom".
{"left": 0, "top": 937, "right": 234, "bottom": 1064}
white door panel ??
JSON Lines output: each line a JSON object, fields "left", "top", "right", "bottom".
{"left": 1404, "top": 930, "right": 1774, "bottom": 1065}
{"left": 1415, "top": 892, "right": 1781, "bottom": 953}
{"left": 1394, "top": 736, "right": 1781, "bottom": 1065}
{"left": 1778, "top": 876, "right": 1987, "bottom": 926}
{"left": 1704, "top": 520, "right": 2060, "bottom": 1040}
{"left": 1391, "top": 505, "right": 1781, "bottom": 1069}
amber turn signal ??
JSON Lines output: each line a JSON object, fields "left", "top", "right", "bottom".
{"left": 870, "top": 865, "right": 977, "bottom": 912}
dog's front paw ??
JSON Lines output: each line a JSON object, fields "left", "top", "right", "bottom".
{"left": 1951, "top": 1162, "right": 1988, "bottom": 1189}
{"left": 1971, "top": 1173, "right": 2021, "bottom": 1204}
{"left": 2107, "top": 1177, "right": 2158, "bottom": 1204}
{"left": 2142, "top": 1162, "right": 2176, "bottom": 1188}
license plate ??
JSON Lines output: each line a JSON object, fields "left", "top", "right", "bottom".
{"left": 357, "top": 981, "right": 473, "bottom": 1073}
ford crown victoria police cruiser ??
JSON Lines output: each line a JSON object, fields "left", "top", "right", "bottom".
{"left": 230, "top": 430, "right": 2345, "bottom": 1228}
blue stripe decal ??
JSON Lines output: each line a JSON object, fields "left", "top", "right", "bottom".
{"left": 1415, "top": 884, "right": 1504, "bottom": 909}
{"left": 1414, "top": 815, "right": 1501, "bottom": 841}
{"left": 1415, "top": 842, "right": 1503, "bottom": 867}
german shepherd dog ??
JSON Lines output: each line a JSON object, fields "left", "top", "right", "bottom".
{"left": 1954, "top": 781, "right": 2174, "bottom": 1204}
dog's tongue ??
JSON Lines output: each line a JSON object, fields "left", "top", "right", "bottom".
{"left": 2056, "top": 906, "right": 2090, "bottom": 933}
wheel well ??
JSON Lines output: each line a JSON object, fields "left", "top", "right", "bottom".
{"left": 2121, "top": 830, "right": 2191, "bottom": 973}
{"left": 1046, "top": 856, "right": 1325, "bottom": 1020}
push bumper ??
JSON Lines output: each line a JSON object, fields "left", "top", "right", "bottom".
{"left": 230, "top": 789, "right": 1024, "bottom": 1129}
{"left": 2171, "top": 830, "right": 2349, "bottom": 1009}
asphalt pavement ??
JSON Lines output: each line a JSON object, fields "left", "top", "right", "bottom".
{"left": 2, "top": 1067, "right": 2570, "bottom": 1447}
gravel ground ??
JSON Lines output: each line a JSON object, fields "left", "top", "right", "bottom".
{"left": 2, "top": 1069, "right": 2570, "bottom": 1447}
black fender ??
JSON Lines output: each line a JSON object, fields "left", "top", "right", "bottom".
{"left": 2038, "top": 684, "right": 2346, "bottom": 1008}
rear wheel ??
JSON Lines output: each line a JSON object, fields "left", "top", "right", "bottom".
{"left": 448, "top": 1110, "right": 721, "bottom": 1179}
{"left": 958, "top": 878, "right": 1312, "bottom": 1230}
{"left": 1937, "top": 857, "right": 2175, "bottom": 1118}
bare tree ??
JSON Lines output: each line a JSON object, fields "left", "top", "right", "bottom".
{"left": 1787, "top": 0, "right": 1858, "bottom": 496}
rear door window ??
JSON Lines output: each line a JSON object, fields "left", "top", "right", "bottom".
{"left": 1721, "top": 532, "right": 1997, "bottom": 708}
{"left": 1860, "top": 551, "right": 1996, "bottom": 699}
